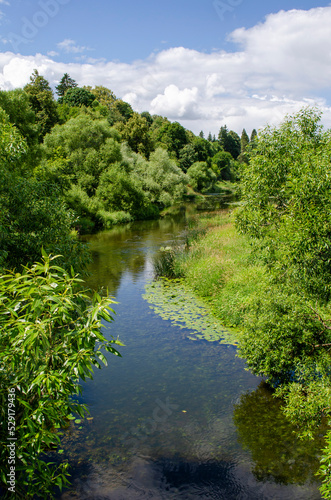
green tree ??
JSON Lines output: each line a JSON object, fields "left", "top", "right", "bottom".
{"left": 211, "top": 150, "right": 233, "bottom": 180}
{"left": 187, "top": 161, "right": 216, "bottom": 193}
{"left": 24, "top": 70, "right": 59, "bottom": 141}
{"left": 84, "top": 85, "right": 117, "bottom": 108}
{"left": 136, "top": 147, "right": 187, "bottom": 206}
{"left": 61, "top": 87, "right": 96, "bottom": 108}
{"left": 235, "top": 107, "right": 331, "bottom": 498}
{"left": 238, "top": 128, "right": 250, "bottom": 164}
{"left": 0, "top": 254, "right": 123, "bottom": 498}
{"left": 55, "top": 73, "right": 78, "bottom": 98}
{"left": 250, "top": 128, "right": 258, "bottom": 142}
{"left": 108, "top": 99, "right": 134, "bottom": 125}
{"left": 218, "top": 125, "right": 241, "bottom": 159}
{"left": 0, "top": 89, "right": 41, "bottom": 167}
{"left": 155, "top": 121, "right": 188, "bottom": 158}
{"left": 118, "top": 113, "right": 153, "bottom": 158}
{"left": 140, "top": 111, "right": 153, "bottom": 126}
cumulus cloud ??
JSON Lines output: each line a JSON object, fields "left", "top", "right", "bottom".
{"left": 0, "top": 6, "right": 331, "bottom": 134}
{"left": 150, "top": 84, "right": 199, "bottom": 119}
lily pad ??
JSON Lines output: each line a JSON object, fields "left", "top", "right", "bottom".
{"left": 143, "top": 278, "right": 239, "bottom": 346}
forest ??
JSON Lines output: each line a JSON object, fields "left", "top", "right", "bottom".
{"left": 2, "top": 70, "right": 331, "bottom": 499}
{"left": 0, "top": 70, "right": 253, "bottom": 272}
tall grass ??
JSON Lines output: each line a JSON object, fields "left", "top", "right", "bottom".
{"left": 166, "top": 210, "right": 267, "bottom": 328}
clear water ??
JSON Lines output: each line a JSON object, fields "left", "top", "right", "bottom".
{"left": 57, "top": 202, "right": 322, "bottom": 499}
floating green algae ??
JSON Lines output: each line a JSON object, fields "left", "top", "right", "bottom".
{"left": 143, "top": 278, "right": 239, "bottom": 346}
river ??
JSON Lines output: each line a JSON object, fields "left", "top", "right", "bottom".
{"left": 57, "top": 200, "right": 322, "bottom": 499}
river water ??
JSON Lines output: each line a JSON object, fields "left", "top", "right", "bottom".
{"left": 58, "top": 201, "right": 322, "bottom": 499}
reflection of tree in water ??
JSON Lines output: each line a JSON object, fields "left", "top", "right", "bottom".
{"left": 233, "top": 381, "right": 323, "bottom": 486}
{"left": 82, "top": 215, "right": 190, "bottom": 294}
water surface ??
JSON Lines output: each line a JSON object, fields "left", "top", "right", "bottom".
{"left": 58, "top": 203, "right": 322, "bottom": 499}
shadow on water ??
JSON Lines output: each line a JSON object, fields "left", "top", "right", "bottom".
{"left": 54, "top": 198, "right": 322, "bottom": 499}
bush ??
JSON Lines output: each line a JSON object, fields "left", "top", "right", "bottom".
{"left": 0, "top": 253, "right": 123, "bottom": 498}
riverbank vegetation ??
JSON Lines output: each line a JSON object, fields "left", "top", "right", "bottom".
{"left": 160, "top": 108, "right": 331, "bottom": 498}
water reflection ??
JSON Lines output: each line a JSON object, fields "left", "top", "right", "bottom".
{"left": 233, "top": 381, "right": 323, "bottom": 486}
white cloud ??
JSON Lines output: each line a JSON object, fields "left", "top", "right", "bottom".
{"left": 1, "top": 7, "right": 331, "bottom": 134}
{"left": 150, "top": 84, "right": 199, "bottom": 119}
{"left": 57, "top": 39, "right": 91, "bottom": 54}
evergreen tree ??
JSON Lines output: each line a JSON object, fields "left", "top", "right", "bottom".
{"left": 218, "top": 125, "right": 241, "bottom": 159}
{"left": 250, "top": 128, "right": 258, "bottom": 142}
{"left": 56, "top": 73, "right": 78, "bottom": 98}
{"left": 241, "top": 128, "right": 249, "bottom": 152}
{"left": 199, "top": 130, "right": 204, "bottom": 138}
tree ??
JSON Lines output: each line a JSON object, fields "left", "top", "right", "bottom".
{"left": 211, "top": 150, "right": 233, "bottom": 180}
{"left": 24, "top": 70, "right": 59, "bottom": 141}
{"left": 108, "top": 99, "right": 134, "bottom": 124}
{"left": 238, "top": 128, "right": 250, "bottom": 164}
{"left": 85, "top": 85, "right": 117, "bottom": 108}
{"left": 118, "top": 113, "right": 153, "bottom": 158}
{"left": 136, "top": 147, "right": 187, "bottom": 206}
{"left": 218, "top": 125, "right": 241, "bottom": 159}
{"left": 0, "top": 89, "right": 41, "bottom": 167}
{"left": 55, "top": 73, "right": 78, "bottom": 98}
{"left": 61, "top": 87, "right": 96, "bottom": 108}
{"left": 250, "top": 128, "right": 258, "bottom": 142}
{"left": 155, "top": 121, "right": 188, "bottom": 158}
{"left": 140, "top": 111, "right": 153, "bottom": 126}
{"left": 235, "top": 107, "right": 331, "bottom": 498}
{"left": 0, "top": 254, "right": 122, "bottom": 498}
{"left": 187, "top": 161, "right": 216, "bottom": 192}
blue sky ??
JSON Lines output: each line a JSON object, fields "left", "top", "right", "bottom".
{"left": 1, "top": 1, "right": 331, "bottom": 134}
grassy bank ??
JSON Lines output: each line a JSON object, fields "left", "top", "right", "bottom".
{"left": 163, "top": 210, "right": 267, "bottom": 333}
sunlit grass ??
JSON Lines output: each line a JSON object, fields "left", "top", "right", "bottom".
{"left": 174, "top": 211, "right": 267, "bottom": 328}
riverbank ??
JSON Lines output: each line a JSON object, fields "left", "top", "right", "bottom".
{"left": 163, "top": 209, "right": 267, "bottom": 333}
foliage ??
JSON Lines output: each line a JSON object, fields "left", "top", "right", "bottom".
{"left": 0, "top": 253, "right": 123, "bottom": 498}
{"left": 23, "top": 70, "right": 59, "bottom": 141}
{"left": 96, "top": 164, "right": 152, "bottom": 217}
{"left": 61, "top": 87, "right": 96, "bottom": 108}
{"left": 236, "top": 107, "right": 331, "bottom": 299}
{"left": 154, "top": 121, "right": 188, "bottom": 158}
{"left": 235, "top": 107, "right": 331, "bottom": 497}
{"left": 117, "top": 112, "right": 153, "bottom": 157}
{"left": 0, "top": 89, "right": 40, "bottom": 157}
{"left": 187, "top": 161, "right": 217, "bottom": 192}
{"left": 55, "top": 73, "right": 78, "bottom": 98}
{"left": 218, "top": 125, "right": 241, "bottom": 159}
{"left": 0, "top": 173, "right": 90, "bottom": 272}
{"left": 211, "top": 151, "right": 234, "bottom": 180}
{"left": 108, "top": 99, "right": 134, "bottom": 125}
{"left": 85, "top": 85, "right": 117, "bottom": 108}
{"left": 135, "top": 147, "right": 188, "bottom": 206}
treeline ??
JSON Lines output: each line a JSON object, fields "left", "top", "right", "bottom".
{"left": 0, "top": 69, "right": 256, "bottom": 271}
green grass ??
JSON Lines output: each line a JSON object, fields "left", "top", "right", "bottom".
{"left": 173, "top": 211, "right": 267, "bottom": 329}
